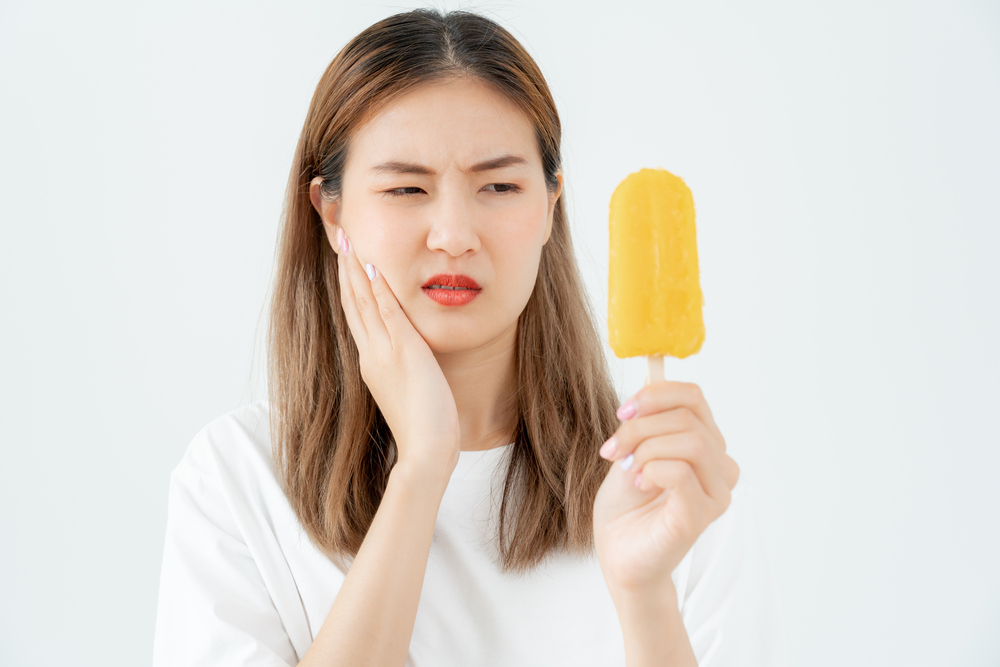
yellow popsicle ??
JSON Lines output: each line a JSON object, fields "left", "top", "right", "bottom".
{"left": 608, "top": 168, "right": 704, "bottom": 368}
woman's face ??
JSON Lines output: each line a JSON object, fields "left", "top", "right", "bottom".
{"left": 313, "top": 76, "right": 562, "bottom": 354}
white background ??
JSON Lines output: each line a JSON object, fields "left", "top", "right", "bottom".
{"left": 1, "top": 1, "right": 998, "bottom": 665}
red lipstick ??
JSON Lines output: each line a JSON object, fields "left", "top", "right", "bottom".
{"left": 421, "top": 274, "right": 482, "bottom": 306}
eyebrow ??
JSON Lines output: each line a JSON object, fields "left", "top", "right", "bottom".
{"left": 369, "top": 154, "right": 529, "bottom": 175}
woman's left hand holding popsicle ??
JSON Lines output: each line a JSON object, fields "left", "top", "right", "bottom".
{"left": 592, "top": 381, "right": 739, "bottom": 665}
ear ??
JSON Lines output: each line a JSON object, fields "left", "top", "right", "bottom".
{"left": 310, "top": 176, "right": 342, "bottom": 252}
{"left": 542, "top": 171, "right": 563, "bottom": 245}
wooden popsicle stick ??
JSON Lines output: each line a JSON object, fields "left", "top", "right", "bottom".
{"left": 646, "top": 355, "right": 664, "bottom": 385}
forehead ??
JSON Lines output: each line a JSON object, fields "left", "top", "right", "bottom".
{"left": 346, "top": 77, "right": 540, "bottom": 170}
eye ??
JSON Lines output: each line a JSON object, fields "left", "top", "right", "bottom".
{"left": 384, "top": 187, "right": 425, "bottom": 198}
{"left": 482, "top": 183, "right": 521, "bottom": 194}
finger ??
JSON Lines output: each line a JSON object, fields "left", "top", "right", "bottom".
{"left": 336, "top": 235, "right": 369, "bottom": 349}
{"left": 341, "top": 235, "right": 390, "bottom": 348}
{"left": 618, "top": 382, "right": 725, "bottom": 447}
{"left": 635, "top": 459, "right": 717, "bottom": 535}
{"left": 601, "top": 405, "right": 708, "bottom": 461}
{"left": 365, "top": 262, "right": 418, "bottom": 347}
{"left": 626, "top": 431, "right": 733, "bottom": 506}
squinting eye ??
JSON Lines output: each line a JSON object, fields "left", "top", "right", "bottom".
{"left": 483, "top": 183, "right": 521, "bottom": 194}
{"left": 385, "top": 187, "right": 425, "bottom": 197}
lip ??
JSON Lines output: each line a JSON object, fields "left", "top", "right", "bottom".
{"left": 422, "top": 274, "right": 482, "bottom": 290}
{"left": 422, "top": 273, "right": 482, "bottom": 306}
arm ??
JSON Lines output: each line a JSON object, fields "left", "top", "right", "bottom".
{"left": 593, "top": 382, "right": 742, "bottom": 666}
{"left": 610, "top": 584, "right": 698, "bottom": 667}
{"left": 294, "top": 220, "right": 463, "bottom": 665}
{"left": 297, "top": 462, "right": 449, "bottom": 667}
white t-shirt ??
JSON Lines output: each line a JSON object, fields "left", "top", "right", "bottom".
{"left": 152, "top": 402, "right": 776, "bottom": 666}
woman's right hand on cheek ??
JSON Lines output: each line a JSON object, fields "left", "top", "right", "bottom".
{"left": 335, "top": 230, "right": 461, "bottom": 481}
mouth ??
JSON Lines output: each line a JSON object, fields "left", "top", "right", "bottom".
{"left": 422, "top": 274, "right": 482, "bottom": 306}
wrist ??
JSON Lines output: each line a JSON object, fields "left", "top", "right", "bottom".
{"left": 609, "top": 582, "right": 697, "bottom": 667}
{"left": 389, "top": 456, "right": 454, "bottom": 498}
{"left": 607, "top": 579, "right": 680, "bottom": 621}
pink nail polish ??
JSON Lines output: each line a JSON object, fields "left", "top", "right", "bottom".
{"left": 634, "top": 472, "right": 642, "bottom": 488}
{"left": 599, "top": 436, "right": 617, "bottom": 459}
{"left": 336, "top": 227, "right": 344, "bottom": 252}
{"left": 617, "top": 401, "right": 637, "bottom": 420}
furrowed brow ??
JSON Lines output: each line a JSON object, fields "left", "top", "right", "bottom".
{"left": 370, "top": 161, "right": 435, "bottom": 175}
{"left": 468, "top": 154, "right": 528, "bottom": 173}
{"left": 369, "top": 155, "right": 529, "bottom": 176}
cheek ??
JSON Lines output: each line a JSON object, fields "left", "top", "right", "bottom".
{"left": 486, "top": 197, "right": 550, "bottom": 296}
{"left": 489, "top": 192, "right": 550, "bottom": 247}
{"left": 351, "top": 206, "right": 422, "bottom": 261}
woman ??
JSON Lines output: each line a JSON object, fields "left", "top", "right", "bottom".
{"left": 153, "top": 8, "right": 773, "bottom": 666}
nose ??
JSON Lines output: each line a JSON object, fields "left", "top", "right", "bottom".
{"left": 425, "top": 186, "right": 481, "bottom": 257}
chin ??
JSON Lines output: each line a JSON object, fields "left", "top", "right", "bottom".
{"left": 419, "top": 324, "right": 492, "bottom": 354}
{"left": 411, "top": 315, "right": 514, "bottom": 356}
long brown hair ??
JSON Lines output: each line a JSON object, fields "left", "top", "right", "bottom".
{"left": 268, "top": 8, "right": 619, "bottom": 573}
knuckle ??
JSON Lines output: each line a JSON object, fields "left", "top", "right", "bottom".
{"left": 665, "top": 380, "right": 687, "bottom": 397}
{"left": 631, "top": 439, "right": 650, "bottom": 466}
{"left": 379, "top": 304, "right": 394, "bottom": 321}
{"left": 659, "top": 466, "right": 678, "bottom": 488}
{"left": 658, "top": 459, "right": 686, "bottom": 484}
{"left": 631, "top": 386, "right": 650, "bottom": 409}
{"left": 617, "top": 418, "right": 638, "bottom": 447}
{"left": 639, "top": 382, "right": 663, "bottom": 402}
{"left": 355, "top": 294, "right": 370, "bottom": 312}
{"left": 676, "top": 406, "right": 696, "bottom": 429}
{"left": 680, "top": 431, "right": 702, "bottom": 461}
{"left": 686, "top": 382, "right": 704, "bottom": 401}
{"left": 676, "top": 459, "right": 697, "bottom": 483}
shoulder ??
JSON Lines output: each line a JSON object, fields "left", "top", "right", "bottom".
{"left": 169, "top": 401, "right": 279, "bottom": 505}
{"left": 155, "top": 401, "right": 306, "bottom": 665}
{"left": 174, "top": 401, "right": 274, "bottom": 475}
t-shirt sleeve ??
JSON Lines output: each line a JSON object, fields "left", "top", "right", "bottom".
{"left": 152, "top": 434, "right": 299, "bottom": 667}
{"left": 678, "top": 478, "right": 780, "bottom": 666}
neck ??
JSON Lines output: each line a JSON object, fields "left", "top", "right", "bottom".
{"left": 434, "top": 323, "right": 518, "bottom": 452}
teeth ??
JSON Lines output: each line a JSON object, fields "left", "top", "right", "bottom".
{"left": 428, "top": 285, "right": 470, "bottom": 290}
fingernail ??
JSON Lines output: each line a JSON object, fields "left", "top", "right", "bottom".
{"left": 336, "top": 227, "right": 344, "bottom": 252}
{"left": 617, "top": 401, "right": 637, "bottom": 420}
{"left": 620, "top": 453, "right": 634, "bottom": 471}
{"left": 365, "top": 263, "right": 375, "bottom": 280}
{"left": 634, "top": 472, "right": 642, "bottom": 488}
{"left": 344, "top": 237, "right": 350, "bottom": 254}
{"left": 599, "top": 436, "right": 617, "bottom": 459}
